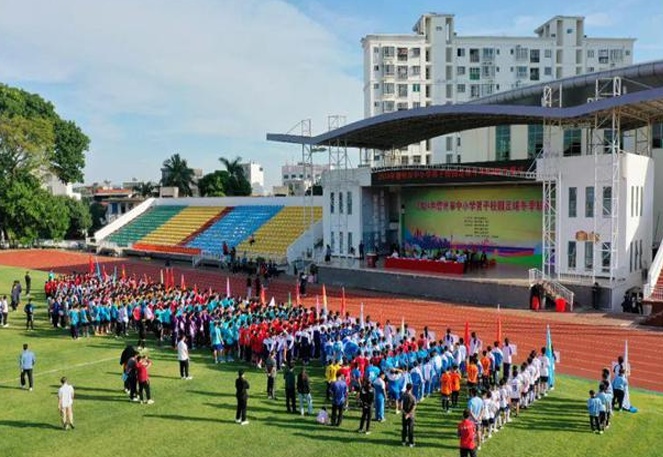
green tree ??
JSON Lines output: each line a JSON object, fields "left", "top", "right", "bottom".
{"left": 0, "top": 114, "right": 54, "bottom": 180}
{"left": 58, "top": 196, "right": 93, "bottom": 239}
{"left": 133, "top": 181, "right": 157, "bottom": 198}
{"left": 219, "top": 156, "right": 251, "bottom": 196}
{"left": 198, "top": 171, "right": 226, "bottom": 197}
{"left": 161, "top": 153, "right": 195, "bottom": 197}
{"left": 0, "top": 83, "right": 89, "bottom": 184}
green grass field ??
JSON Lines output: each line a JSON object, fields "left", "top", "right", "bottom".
{"left": 0, "top": 265, "right": 660, "bottom": 457}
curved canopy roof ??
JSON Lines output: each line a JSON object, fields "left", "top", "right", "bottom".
{"left": 267, "top": 60, "right": 663, "bottom": 150}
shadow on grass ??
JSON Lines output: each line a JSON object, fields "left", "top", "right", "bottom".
{"left": 75, "top": 393, "right": 128, "bottom": 403}
{"left": 203, "top": 402, "right": 275, "bottom": 414}
{"left": 188, "top": 390, "right": 234, "bottom": 398}
{"left": 0, "top": 420, "right": 62, "bottom": 430}
{"left": 144, "top": 413, "right": 227, "bottom": 424}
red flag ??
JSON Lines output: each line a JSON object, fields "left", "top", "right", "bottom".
{"left": 464, "top": 321, "right": 470, "bottom": 351}
{"left": 169, "top": 269, "right": 175, "bottom": 289}
{"left": 121, "top": 264, "right": 127, "bottom": 280}
{"left": 341, "top": 287, "right": 346, "bottom": 316}
{"left": 102, "top": 265, "right": 108, "bottom": 281}
{"left": 88, "top": 256, "right": 94, "bottom": 275}
{"left": 260, "top": 285, "right": 266, "bottom": 305}
{"left": 496, "top": 304, "right": 503, "bottom": 343}
{"left": 180, "top": 274, "right": 186, "bottom": 290}
{"left": 295, "top": 281, "right": 301, "bottom": 306}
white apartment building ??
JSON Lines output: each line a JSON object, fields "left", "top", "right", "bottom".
{"left": 362, "top": 14, "right": 635, "bottom": 165}
{"left": 240, "top": 161, "right": 265, "bottom": 196}
{"left": 281, "top": 162, "right": 330, "bottom": 196}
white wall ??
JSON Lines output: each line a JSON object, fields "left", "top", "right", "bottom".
{"left": 153, "top": 196, "right": 323, "bottom": 207}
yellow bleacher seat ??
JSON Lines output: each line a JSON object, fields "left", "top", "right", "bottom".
{"left": 139, "top": 207, "right": 224, "bottom": 246}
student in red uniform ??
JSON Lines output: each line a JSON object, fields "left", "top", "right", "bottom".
{"left": 450, "top": 365, "right": 462, "bottom": 408}
{"left": 440, "top": 366, "right": 453, "bottom": 413}
{"left": 136, "top": 355, "right": 154, "bottom": 404}
{"left": 458, "top": 409, "right": 477, "bottom": 457}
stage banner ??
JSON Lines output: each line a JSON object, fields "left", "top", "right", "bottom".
{"left": 403, "top": 184, "right": 542, "bottom": 267}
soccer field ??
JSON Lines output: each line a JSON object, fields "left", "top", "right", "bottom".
{"left": 0, "top": 265, "right": 659, "bottom": 457}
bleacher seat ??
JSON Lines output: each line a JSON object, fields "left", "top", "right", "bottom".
{"left": 235, "top": 206, "right": 322, "bottom": 259}
{"left": 139, "top": 206, "right": 224, "bottom": 246}
{"left": 106, "top": 206, "right": 183, "bottom": 247}
{"left": 186, "top": 205, "right": 283, "bottom": 256}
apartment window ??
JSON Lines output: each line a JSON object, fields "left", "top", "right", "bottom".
{"left": 347, "top": 232, "right": 353, "bottom": 255}
{"left": 587, "top": 50, "right": 595, "bottom": 58}
{"left": 639, "top": 239, "right": 643, "bottom": 269}
{"left": 412, "top": 83, "right": 421, "bottom": 92}
{"left": 566, "top": 28, "right": 573, "bottom": 34}
{"left": 530, "top": 68, "right": 540, "bottom": 81}
{"left": 585, "top": 186, "right": 595, "bottom": 218}
{"left": 515, "top": 46, "right": 528, "bottom": 61}
{"left": 563, "top": 129, "right": 582, "bottom": 156}
{"left": 397, "top": 102, "right": 408, "bottom": 111}
{"left": 457, "top": 66, "right": 466, "bottom": 76}
{"left": 397, "top": 84, "right": 408, "bottom": 97}
{"left": 339, "top": 231, "right": 344, "bottom": 254}
{"left": 410, "top": 48, "right": 421, "bottom": 58}
{"left": 339, "top": 192, "right": 343, "bottom": 214}
{"left": 629, "top": 241, "right": 633, "bottom": 272}
{"left": 435, "top": 25, "right": 443, "bottom": 31}
{"left": 383, "top": 47, "right": 395, "bottom": 58}
{"left": 330, "top": 192, "right": 335, "bottom": 214}
{"left": 602, "top": 186, "right": 612, "bottom": 216}
{"left": 400, "top": 156, "right": 409, "bottom": 165}
{"left": 457, "top": 84, "right": 466, "bottom": 93}
{"left": 469, "top": 67, "right": 480, "bottom": 80}
{"left": 373, "top": 47, "right": 379, "bottom": 54}
{"left": 544, "top": 67, "right": 552, "bottom": 76}
{"left": 383, "top": 83, "right": 394, "bottom": 95}
{"left": 568, "top": 187, "right": 577, "bottom": 218}
{"left": 446, "top": 153, "right": 453, "bottom": 164}
{"left": 425, "top": 85, "right": 431, "bottom": 97}
{"left": 412, "top": 155, "right": 421, "bottom": 164}
{"left": 495, "top": 125, "right": 511, "bottom": 161}
{"left": 598, "top": 49, "right": 609, "bottom": 64}
{"left": 610, "top": 49, "right": 624, "bottom": 61}
{"left": 411, "top": 65, "right": 421, "bottom": 76}
{"left": 383, "top": 64, "right": 394, "bottom": 76}
{"left": 330, "top": 231, "right": 335, "bottom": 253}
{"left": 640, "top": 186, "right": 644, "bottom": 216}
{"left": 601, "top": 242, "right": 611, "bottom": 272}
{"left": 482, "top": 65, "right": 495, "bottom": 78}
{"left": 530, "top": 49, "right": 540, "bottom": 63}
{"left": 412, "top": 102, "right": 421, "bottom": 108}
{"left": 373, "top": 65, "right": 379, "bottom": 71}
{"left": 588, "top": 67, "right": 595, "bottom": 73}
{"left": 482, "top": 48, "right": 495, "bottom": 61}
{"left": 397, "top": 66, "right": 408, "bottom": 79}
{"left": 469, "top": 48, "right": 480, "bottom": 62}
{"left": 470, "top": 85, "right": 480, "bottom": 98}
{"left": 568, "top": 241, "right": 577, "bottom": 269}
{"left": 654, "top": 123, "right": 663, "bottom": 148}
{"left": 457, "top": 48, "right": 465, "bottom": 57}
{"left": 373, "top": 83, "right": 379, "bottom": 89}
{"left": 630, "top": 186, "right": 635, "bottom": 217}
{"left": 527, "top": 125, "right": 543, "bottom": 158}
{"left": 584, "top": 241, "right": 593, "bottom": 271}
{"left": 347, "top": 191, "right": 352, "bottom": 215}
{"left": 544, "top": 49, "right": 552, "bottom": 59}
{"left": 516, "top": 66, "right": 528, "bottom": 79}
{"left": 397, "top": 47, "right": 408, "bottom": 61}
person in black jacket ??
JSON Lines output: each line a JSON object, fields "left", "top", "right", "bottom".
{"left": 297, "top": 366, "right": 313, "bottom": 416}
{"left": 235, "top": 369, "right": 250, "bottom": 425}
{"left": 358, "top": 378, "right": 375, "bottom": 434}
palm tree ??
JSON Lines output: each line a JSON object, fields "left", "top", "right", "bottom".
{"left": 219, "top": 156, "right": 251, "bottom": 196}
{"left": 133, "top": 181, "right": 156, "bottom": 198}
{"left": 161, "top": 153, "right": 194, "bottom": 197}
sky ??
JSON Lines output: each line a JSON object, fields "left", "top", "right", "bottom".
{"left": 1, "top": 0, "right": 662, "bottom": 190}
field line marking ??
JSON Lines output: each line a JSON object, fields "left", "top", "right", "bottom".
{"left": 0, "top": 355, "right": 117, "bottom": 385}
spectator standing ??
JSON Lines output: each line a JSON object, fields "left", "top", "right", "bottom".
{"left": 296, "top": 366, "right": 313, "bottom": 416}
{"left": 1, "top": 295, "right": 8, "bottom": 326}
{"left": 235, "top": 369, "right": 250, "bottom": 425}
{"left": 358, "top": 378, "right": 374, "bottom": 434}
{"left": 401, "top": 383, "right": 417, "bottom": 447}
{"left": 11, "top": 280, "right": 22, "bottom": 311}
{"left": 24, "top": 271, "right": 31, "bottom": 296}
{"left": 24, "top": 299, "right": 35, "bottom": 331}
{"left": 177, "top": 335, "right": 192, "bottom": 380}
{"left": 330, "top": 374, "right": 348, "bottom": 426}
{"left": 284, "top": 363, "right": 297, "bottom": 413}
{"left": 58, "top": 377, "right": 75, "bottom": 430}
{"left": 136, "top": 355, "right": 154, "bottom": 404}
{"left": 19, "top": 343, "right": 36, "bottom": 391}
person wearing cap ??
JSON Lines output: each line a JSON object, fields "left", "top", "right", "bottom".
{"left": 235, "top": 369, "right": 250, "bottom": 425}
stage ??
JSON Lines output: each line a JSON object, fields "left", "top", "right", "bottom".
{"left": 317, "top": 258, "right": 596, "bottom": 309}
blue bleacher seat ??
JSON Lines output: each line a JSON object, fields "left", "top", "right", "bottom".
{"left": 185, "top": 205, "right": 282, "bottom": 255}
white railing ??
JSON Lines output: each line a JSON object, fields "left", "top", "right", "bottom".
{"left": 97, "top": 240, "right": 123, "bottom": 255}
{"left": 93, "top": 197, "right": 155, "bottom": 241}
{"left": 528, "top": 268, "right": 576, "bottom": 311}
{"left": 644, "top": 244, "right": 663, "bottom": 299}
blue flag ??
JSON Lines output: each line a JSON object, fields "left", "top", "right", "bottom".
{"left": 546, "top": 325, "right": 555, "bottom": 388}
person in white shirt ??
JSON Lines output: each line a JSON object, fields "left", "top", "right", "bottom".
{"left": 538, "top": 347, "right": 551, "bottom": 396}
{"left": 58, "top": 377, "right": 75, "bottom": 430}
{"left": 502, "top": 338, "right": 514, "bottom": 381}
{"left": 1, "top": 295, "right": 9, "bottom": 327}
{"left": 177, "top": 335, "right": 192, "bottom": 380}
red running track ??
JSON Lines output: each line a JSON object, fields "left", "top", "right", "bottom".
{"left": 3, "top": 249, "right": 662, "bottom": 392}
